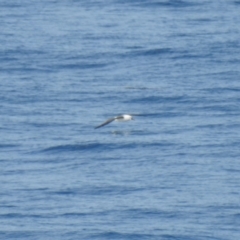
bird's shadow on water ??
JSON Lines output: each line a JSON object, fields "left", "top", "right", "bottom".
{"left": 110, "top": 129, "right": 152, "bottom": 136}
{"left": 111, "top": 130, "right": 133, "bottom": 136}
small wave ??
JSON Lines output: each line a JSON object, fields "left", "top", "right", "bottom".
{"left": 0, "top": 144, "right": 19, "bottom": 149}
{"left": 41, "top": 141, "right": 174, "bottom": 154}
{"left": 127, "top": 95, "right": 184, "bottom": 104}
{"left": 91, "top": 231, "right": 155, "bottom": 240}
{"left": 55, "top": 62, "right": 108, "bottom": 70}
{"left": 41, "top": 142, "right": 115, "bottom": 153}
{"left": 131, "top": 47, "right": 173, "bottom": 57}
{"left": 134, "top": 0, "right": 200, "bottom": 9}
{"left": 0, "top": 213, "right": 43, "bottom": 219}
{"left": 203, "top": 87, "right": 240, "bottom": 93}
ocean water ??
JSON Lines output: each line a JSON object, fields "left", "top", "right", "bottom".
{"left": 1, "top": 0, "right": 240, "bottom": 239}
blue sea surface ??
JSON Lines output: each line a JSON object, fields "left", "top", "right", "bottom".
{"left": 1, "top": 0, "right": 240, "bottom": 239}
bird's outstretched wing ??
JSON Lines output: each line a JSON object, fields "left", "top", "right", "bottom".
{"left": 95, "top": 117, "right": 116, "bottom": 129}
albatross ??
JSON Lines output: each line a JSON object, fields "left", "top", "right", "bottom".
{"left": 95, "top": 114, "right": 134, "bottom": 129}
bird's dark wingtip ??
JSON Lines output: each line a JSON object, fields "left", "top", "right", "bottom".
{"left": 94, "top": 125, "right": 103, "bottom": 129}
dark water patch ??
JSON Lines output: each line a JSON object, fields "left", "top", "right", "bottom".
{"left": 118, "top": 48, "right": 188, "bottom": 60}
{"left": 0, "top": 2, "right": 24, "bottom": 8}
{"left": 125, "top": 86, "right": 159, "bottom": 90}
{"left": 50, "top": 185, "right": 144, "bottom": 197}
{"left": 130, "top": 47, "right": 173, "bottom": 57}
{"left": 196, "top": 104, "right": 239, "bottom": 113}
{"left": 117, "top": 0, "right": 199, "bottom": 9}
{"left": 190, "top": 18, "right": 215, "bottom": 23}
{"left": 196, "top": 70, "right": 240, "bottom": 80}
{"left": 137, "top": 112, "right": 184, "bottom": 118}
{"left": 0, "top": 55, "right": 18, "bottom": 62}
{"left": 0, "top": 48, "right": 47, "bottom": 60}
{"left": 160, "top": 234, "right": 222, "bottom": 240}
{"left": 41, "top": 142, "right": 131, "bottom": 155}
{"left": 143, "top": 0, "right": 199, "bottom": 8}
{"left": 20, "top": 187, "right": 50, "bottom": 192}
{"left": 224, "top": 168, "right": 240, "bottom": 173}
{"left": 127, "top": 95, "right": 185, "bottom": 104}
{"left": 190, "top": 142, "right": 238, "bottom": 150}
{"left": 3, "top": 169, "right": 30, "bottom": 176}
{"left": 173, "top": 52, "right": 212, "bottom": 60}
{"left": 54, "top": 62, "right": 108, "bottom": 70}
{"left": 233, "top": 1, "right": 240, "bottom": 5}
{"left": 125, "top": 45, "right": 144, "bottom": 50}
{"left": 5, "top": 48, "right": 46, "bottom": 55}
{"left": 91, "top": 231, "right": 155, "bottom": 240}
{"left": 203, "top": 87, "right": 240, "bottom": 93}
{"left": 0, "top": 213, "right": 44, "bottom": 219}
{"left": 0, "top": 231, "right": 59, "bottom": 240}
{"left": 233, "top": 213, "right": 240, "bottom": 219}
{"left": 52, "top": 189, "right": 78, "bottom": 196}
{"left": 64, "top": 51, "right": 112, "bottom": 61}
{"left": 0, "top": 144, "right": 19, "bottom": 149}
{"left": 25, "top": 122, "right": 74, "bottom": 128}
{"left": 195, "top": 123, "right": 228, "bottom": 130}
{"left": 0, "top": 204, "right": 16, "bottom": 209}
{"left": 197, "top": 122, "right": 240, "bottom": 130}
{"left": 86, "top": 185, "right": 144, "bottom": 196}
{"left": 41, "top": 142, "right": 114, "bottom": 153}
{"left": 207, "top": 204, "right": 240, "bottom": 212}
{"left": 41, "top": 141, "right": 175, "bottom": 154}
{"left": 124, "top": 208, "right": 183, "bottom": 219}
{"left": 62, "top": 212, "right": 88, "bottom": 217}
{"left": 129, "top": 141, "right": 177, "bottom": 150}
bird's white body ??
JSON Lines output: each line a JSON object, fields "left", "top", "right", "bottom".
{"left": 115, "top": 114, "right": 133, "bottom": 122}
{"left": 95, "top": 114, "right": 134, "bottom": 129}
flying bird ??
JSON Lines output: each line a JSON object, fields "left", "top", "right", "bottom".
{"left": 95, "top": 114, "right": 134, "bottom": 129}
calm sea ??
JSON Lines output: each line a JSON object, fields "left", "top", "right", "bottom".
{"left": 1, "top": 0, "right": 240, "bottom": 239}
